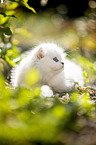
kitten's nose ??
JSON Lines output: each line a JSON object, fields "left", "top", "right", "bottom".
{"left": 61, "top": 62, "right": 64, "bottom": 65}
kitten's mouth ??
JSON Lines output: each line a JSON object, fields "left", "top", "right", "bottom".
{"left": 54, "top": 66, "right": 64, "bottom": 72}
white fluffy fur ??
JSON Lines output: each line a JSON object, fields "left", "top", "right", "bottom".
{"left": 11, "top": 42, "right": 84, "bottom": 92}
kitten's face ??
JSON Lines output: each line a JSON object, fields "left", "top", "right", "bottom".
{"left": 44, "top": 52, "right": 64, "bottom": 72}
{"left": 36, "top": 43, "right": 64, "bottom": 73}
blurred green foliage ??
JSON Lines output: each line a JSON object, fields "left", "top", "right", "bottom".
{"left": 0, "top": 0, "right": 96, "bottom": 145}
{"left": 0, "top": 0, "right": 35, "bottom": 66}
{"left": 0, "top": 75, "right": 96, "bottom": 145}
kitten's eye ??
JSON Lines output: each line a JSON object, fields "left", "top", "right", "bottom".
{"left": 53, "top": 57, "right": 59, "bottom": 62}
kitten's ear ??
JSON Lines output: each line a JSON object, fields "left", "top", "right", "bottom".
{"left": 37, "top": 48, "right": 44, "bottom": 59}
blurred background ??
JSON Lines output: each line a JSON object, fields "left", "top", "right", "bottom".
{"left": 11, "top": 0, "right": 96, "bottom": 57}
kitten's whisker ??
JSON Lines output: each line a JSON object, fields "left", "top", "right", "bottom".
{"left": 64, "top": 47, "right": 79, "bottom": 54}
{"left": 65, "top": 53, "right": 71, "bottom": 57}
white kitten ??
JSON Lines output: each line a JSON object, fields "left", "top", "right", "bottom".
{"left": 11, "top": 42, "right": 84, "bottom": 92}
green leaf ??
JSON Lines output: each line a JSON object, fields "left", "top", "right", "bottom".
{"left": 23, "top": 2, "right": 36, "bottom": 13}
{"left": 5, "top": 55, "right": 15, "bottom": 66}
{"left": 6, "top": 1, "right": 18, "bottom": 10}
{"left": 9, "top": 0, "right": 36, "bottom": 13}
{"left": 0, "top": 12, "right": 16, "bottom": 18}
{"left": 0, "top": 27, "right": 12, "bottom": 35}
{"left": 0, "top": 14, "right": 9, "bottom": 25}
{"left": 0, "top": 13, "right": 6, "bottom": 17}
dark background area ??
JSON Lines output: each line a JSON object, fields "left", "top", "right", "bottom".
{"left": 26, "top": 0, "right": 89, "bottom": 17}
